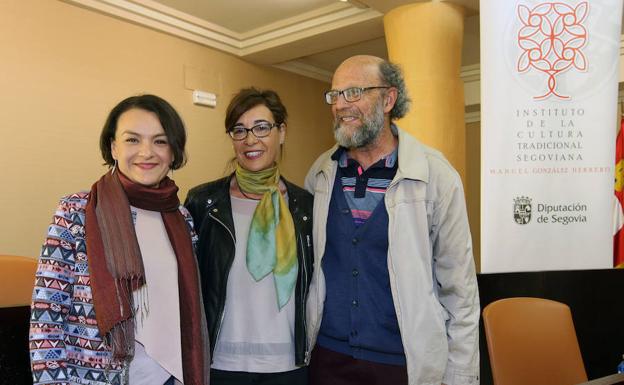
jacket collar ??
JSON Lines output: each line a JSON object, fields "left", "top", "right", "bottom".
{"left": 394, "top": 125, "right": 429, "bottom": 183}
{"left": 203, "top": 173, "right": 305, "bottom": 235}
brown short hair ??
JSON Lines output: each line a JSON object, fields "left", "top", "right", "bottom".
{"left": 100, "top": 94, "right": 187, "bottom": 169}
{"left": 225, "top": 88, "right": 287, "bottom": 132}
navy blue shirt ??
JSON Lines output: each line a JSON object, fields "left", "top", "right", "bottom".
{"left": 317, "top": 147, "right": 406, "bottom": 366}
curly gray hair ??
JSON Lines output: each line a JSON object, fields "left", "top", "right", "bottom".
{"left": 378, "top": 61, "right": 411, "bottom": 121}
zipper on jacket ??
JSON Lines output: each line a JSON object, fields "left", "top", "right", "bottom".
{"left": 307, "top": 168, "right": 331, "bottom": 364}
{"left": 208, "top": 211, "right": 235, "bottom": 355}
{"left": 299, "top": 231, "right": 309, "bottom": 356}
{"left": 209, "top": 211, "right": 235, "bottom": 244}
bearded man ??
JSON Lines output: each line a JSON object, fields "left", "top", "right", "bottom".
{"left": 304, "top": 55, "right": 480, "bottom": 385}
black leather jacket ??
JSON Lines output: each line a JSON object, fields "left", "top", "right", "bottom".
{"left": 184, "top": 174, "right": 314, "bottom": 366}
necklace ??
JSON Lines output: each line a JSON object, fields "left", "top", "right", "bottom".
{"left": 239, "top": 188, "right": 262, "bottom": 200}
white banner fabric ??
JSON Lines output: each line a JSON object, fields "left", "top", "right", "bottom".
{"left": 481, "top": 0, "right": 623, "bottom": 272}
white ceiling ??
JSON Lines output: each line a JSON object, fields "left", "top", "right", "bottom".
{"left": 63, "top": 0, "right": 622, "bottom": 83}
{"left": 148, "top": 0, "right": 481, "bottom": 75}
{"left": 154, "top": 0, "right": 341, "bottom": 33}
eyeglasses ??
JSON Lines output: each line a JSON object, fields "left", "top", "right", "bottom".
{"left": 228, "top": 122, "right": 280, "bottom": 141}
{"left": 324, "top": 86, "right": 391, "bottom": 105}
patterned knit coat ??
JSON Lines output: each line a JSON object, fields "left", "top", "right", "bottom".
{"left": 29, "top": 192, "right": 198, "bottom": 385}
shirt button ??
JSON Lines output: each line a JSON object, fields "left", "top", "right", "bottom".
{"left": 351, "top": 330, "right": 358, "bottom": 337}
{"left": 352, "top": 238, "right": 358, "bottom": 245}
{"left": 352, "top": 299, "right": 358, "bottom": 307}
{"left": 342, "top": 208, "right": 350, "bottom": 215}
{"left": 352, "top": 269, "right": 359, "bottom": 277}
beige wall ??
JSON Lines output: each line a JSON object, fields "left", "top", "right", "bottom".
{"left": 0, "top": 0, "right": 335, "bottom": 258}
{"left": 465, "top": 121, "right": 481, "bottom": 271}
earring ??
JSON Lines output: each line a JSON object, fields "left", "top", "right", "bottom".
{"left": 111, "top": 159, "right": 117, "bottom": 174}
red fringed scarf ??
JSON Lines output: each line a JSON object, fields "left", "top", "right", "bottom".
{"left": 85, "top": 170, "right": 207, "bottom": 384}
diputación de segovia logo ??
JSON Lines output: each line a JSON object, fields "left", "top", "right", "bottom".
{"left": 513, "top": 196, "right": 533, "bottom": 224}
{"left": 513, "top": 197, "right": 589, "bottom": 225}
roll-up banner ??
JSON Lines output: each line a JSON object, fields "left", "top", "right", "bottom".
{"left": 481, "top": 0, "right": 623, "bottom": 272}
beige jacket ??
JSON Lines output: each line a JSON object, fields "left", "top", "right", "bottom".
{"left": 304, "top": 127, "right": 480, "bottom": 385}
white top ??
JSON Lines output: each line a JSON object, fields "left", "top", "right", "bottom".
{"left": 129, "top": 207, "right": 184, "bottom": 384}
{"left": 211, "top": 195, "right": 297, "bottom": 373}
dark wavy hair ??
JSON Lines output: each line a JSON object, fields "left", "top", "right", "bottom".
{"left": 99, "top": 94, "right": 187, "bottom": 170}
{"left": 378, "top": 60, "right": 411, "bottom": 121}
{"left": 225, "top": 88, "right": 287, "bottom": 132}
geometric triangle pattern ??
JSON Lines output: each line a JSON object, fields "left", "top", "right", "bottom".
{"left": 180, "top": 205, "right": 200, "bottom": 246}
{"left": 30, "top": 192, "right": 196, "bottom": 384}
{"left": 30, "top": 193, "right": 125, "bottom": 385}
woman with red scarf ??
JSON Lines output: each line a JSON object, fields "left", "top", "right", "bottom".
{"left": 29, "top": 95, "right": 209, "bottom": 385}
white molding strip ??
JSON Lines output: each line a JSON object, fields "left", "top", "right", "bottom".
{"left": 63, "top": 0, "right": 241, "bottom": 53}
{"left": 63, "top": 0, "right": 381, "bottom": 55}
{"left": 461, "top": 63, "right": 481, "bottom": 107}
{"left": 241, "top": 8, "right": 382, "bottom": 55}
{"left": 239, "top": 3, "right": 373, "bottom": 39}
{"left": 131, "top": 0, "right": 238, "bottom": 38}
{"left": 460, "top": 63, "right": 480, "bottom": 82}
{"left": 464, "top": 111, "right": 481, "bottom": 124}
{"left": 272, "top": 61, "right": 333, "bottom": 83}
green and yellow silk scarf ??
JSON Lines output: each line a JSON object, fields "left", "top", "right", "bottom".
{"left": 236, "top": 164, "right": 298, "bottom": 309}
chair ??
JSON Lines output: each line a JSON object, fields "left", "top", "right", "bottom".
{"left": 0, "top": 254, "right": 37, "bottom": 307}
{"left": 483, "top": 297, "right": 588, "bottom": 385}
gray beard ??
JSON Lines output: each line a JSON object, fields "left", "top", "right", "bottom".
{"left": 333, "top": 101, "right": 385, "bottom": 149}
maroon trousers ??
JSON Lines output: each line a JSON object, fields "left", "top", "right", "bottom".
{"left": 308, "top": 345, "right": 408, "bottom": 385}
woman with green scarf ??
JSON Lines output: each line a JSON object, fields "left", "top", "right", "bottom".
{"left": 185, "top": 88, "right": 314, "bottom": 385}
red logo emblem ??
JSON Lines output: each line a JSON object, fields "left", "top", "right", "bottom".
{"left": 517, "top": 2, "right": 589, "bottom": 100}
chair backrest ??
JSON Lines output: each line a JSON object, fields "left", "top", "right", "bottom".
{"left": 0, "top": 255, "right": 37, "bottom": 308}
{"left": 483, "top": 297, "right": 588, "bottom": 385}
